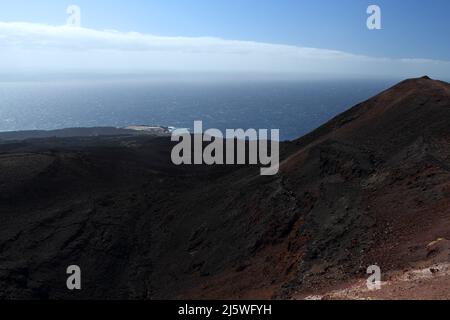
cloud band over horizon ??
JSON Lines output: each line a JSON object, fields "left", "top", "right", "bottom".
{"left": 1, "top": 21, "right": 450, "bottom": 79}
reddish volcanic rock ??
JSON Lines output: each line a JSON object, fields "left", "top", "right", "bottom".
{"left": 0, "top": 77, "right": 449, "bottom": 299}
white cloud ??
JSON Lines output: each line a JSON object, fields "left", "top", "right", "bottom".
{"left": 0, "top": 21, "right": 449, "bottom": 78}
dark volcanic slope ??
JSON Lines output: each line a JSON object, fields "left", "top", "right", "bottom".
{"left": 1, "top": 77, "right": 450, "bottom": 299}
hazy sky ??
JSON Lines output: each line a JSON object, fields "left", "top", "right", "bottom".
{"left": 0, "top": 0, "right": 449, "bottom": 78}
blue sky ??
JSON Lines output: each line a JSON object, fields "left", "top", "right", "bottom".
{"left": 0, "top": 0, "right": 449, "bottom": 77}
{"left": 1, "top": 0, "right": 449, "bottom": 60}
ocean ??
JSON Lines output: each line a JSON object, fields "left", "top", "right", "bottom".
{"left": 0, "top": 76, "right": 397, "bottom": 141}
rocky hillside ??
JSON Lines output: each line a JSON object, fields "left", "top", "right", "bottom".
{"left": 0, "top": 76, "right": 449, "bottom": 299}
